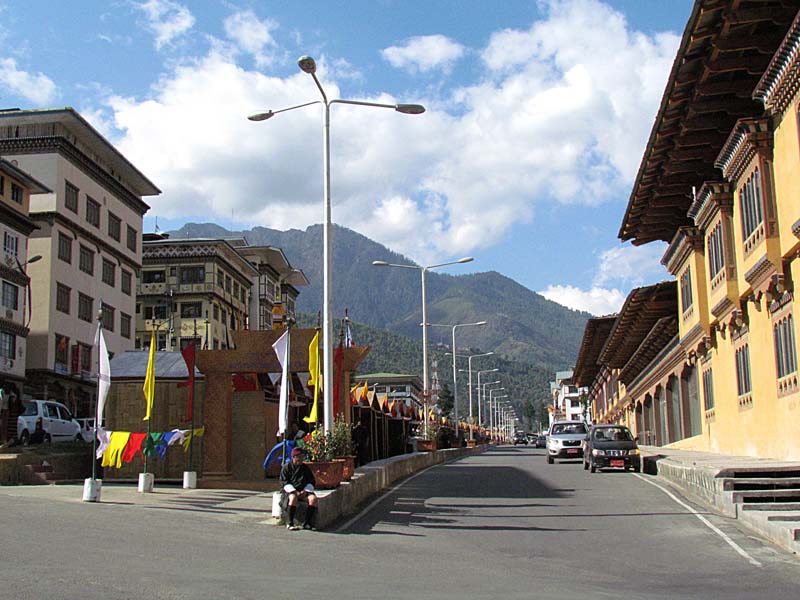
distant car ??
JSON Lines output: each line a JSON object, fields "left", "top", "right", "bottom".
{"left": 17, "top": 400, "right": 82, "bottom": 445}
{"left": 583, "top": 425, "right": 641, "bottom": 473}
{"left": 75, "top": 418, "right": 100, "bottom": 443}
{"left": 513, "top": 432, "right": 528, "bottom": 446}
{"left": 535, "top": 434, "right": 546, "bottom": 448}
{"left": 546, "top": 420, "right": 587, "bottom": 463}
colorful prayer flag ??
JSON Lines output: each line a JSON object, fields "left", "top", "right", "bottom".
{"left": 143, "top": 329, "right": 156, "bottom": 421}
{"left": 273, "top": 330, "right": 290, "bottom": 435}
{"left": 303, "top": 331, "right": 320, "bottom": 424}
{"left": 94, "top": 323, "right": 111, "bottom": 426}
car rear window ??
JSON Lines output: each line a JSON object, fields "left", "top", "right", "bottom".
{"left": 551, "top": 423, "right": 587, "bottom": 435}
{"left": 594, "top": 427, "right": 633, "bottom": 441}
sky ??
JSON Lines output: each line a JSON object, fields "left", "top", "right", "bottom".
{"left": 0, "top": 0, "right": 696, "bottom": 316}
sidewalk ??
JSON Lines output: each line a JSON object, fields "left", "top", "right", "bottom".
{"left": 640, "top": 445, "right": 800, "bottom": 555}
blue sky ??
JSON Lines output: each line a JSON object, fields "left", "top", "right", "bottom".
{"left": 0, "top": 0, "right": 695, "bottom": 315}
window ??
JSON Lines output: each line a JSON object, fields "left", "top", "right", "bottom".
{"left": 1, "top": 281, "right": 18, "bottom": 310}
{"left": 65, "top": 181, "right": 78, "bottom": 213}
{"left": 144, "top": 305, "right": 167, "bottom": 320}
{"left": 120, "top": 313, "right": 131, "bottom": 339}
{"left": 3, "top": 232, "right": 18, "bottom": 258}
{"left": 773, "top": 313, "right": 797, "bottom": 380}
{"left": 55, "top": 334, "right": 69, "bottom": 368}
{"left": 86, "top": 196, "right": 100, "bottom": 228}
{"left": 56, "top": 283, "right": 71, "bottom": 314}
{"left": 0, "top": 175, "right": 4, "bottom": 195}
{"left": 179, "top": 266, "right": 205, "bottom": 284}
{"left": 233, "top": 281, "right": 240, "bottom": 298}
{"left": 739, "top": 168, "right": 764, "bottom": 243}
{"left": 58, "top": 233, "right": 72, "bottom": 264}
{"left": 101, "top": 303, "right": 114, "bottom": 332}
{"left": 0, "top": 331, "right": 15, "bottom": 360}
{"left": 702, "top": 368, "right": 715, "bottom": 412}
{"left": 181, "top": 302, "right": 202, "bottom": 318}
{"left": 680, "top": 268, "right": 693, "bottom": 314}
{"left": 142, "top": 270, "right": 165, "bottom": 284}
{"left": 707, "top": 222, "right": 725, "bottom": 280}
{"left": 78, "top": 293, "right": 93, "bottom": 322}
{"left": 241, "top": 287, "right": 247, "bottom": 303}
{"left": 79, "top": 245, "right": 94, "bottom": 275}
{"left": 126, "top": 225, "right": 137, "bottom": 252}
{"left": 80, "top": 343, "right": 92, "bottom": 372}
{"left": 102, "top": 259, "right": 115, "bottom": 287}
{"left": 10, "top": 183, "right": 21, "bottom": 204}
{"left": 213, "top": 304, "right": 219, "bottom": 321}
{"left": 170, "top": 266, "right": 177, "bottom": 277}
{"left": 221, "top": 308, "right": 227, "bottom": 325}
{"left": 108, "top": 212, "right": 121, "bottom": 241}
{"left": 225, "top": 275, "right": 232, "bottom": 293}
{"left": 121, "top": 270, "right": 132, "bottom": 295}
{"left": 735, "top": 344, "right": 752, "bottom": 397}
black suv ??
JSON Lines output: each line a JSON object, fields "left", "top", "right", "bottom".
{"left": 513, "top": 432, "right": 528, "bottom": 445}
{"left": 583, "top": 425, "right": 641, "bottom": 473}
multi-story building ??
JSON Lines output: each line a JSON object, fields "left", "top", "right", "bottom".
{"left": 548, "top": 370, "right": 586, "bottom": 425}
{"left": 0, "top": 159, "right": 49, "bottom": 406}
{"left": 580, "top": 3, "right": 800, "bottom": 459}
{"left": 136, "top": 235, "right": 306, "bottom": 350}
{"left": 0, "top": 108, "right": 159, "bottom": 416}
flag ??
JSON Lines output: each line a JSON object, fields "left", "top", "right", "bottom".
{"left": 344, "top": 320, "right": 354, "bottom": 348}
{"left": 303, "top": 331, "right": 320, "bottom": 424}
{"left": 332, "top": 341, "right": 344, "bottom": 418}
{"left": 143, "top": 329, "right": 156, "bottom": 421}
{"left": 94, "top": 323, "right": 111, "bottom": 427}
{"left": 273, "top": 330, "right": 290, "bottom": 435}
{"left": 179, "top": 342, "right": 195, "bottom": 421}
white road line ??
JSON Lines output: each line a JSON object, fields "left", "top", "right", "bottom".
{"left": 634, "top": 473, "right": 762, "bottom": 567}
{"left": 335, "top": 463, "right": 441, "bottom": 532}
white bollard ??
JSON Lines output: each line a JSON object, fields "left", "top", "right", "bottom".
{"left": 82, "top": 478, "right": 102, "bottom": 502}
{"left": 138, "top": 472, "right": 154, "bottom": 493}
{"left": 182, "top": 471, "right": 197, "bottom": 489}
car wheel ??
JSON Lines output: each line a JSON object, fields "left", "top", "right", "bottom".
{"left": 75, "top": 433, "right": 83, "bottom": 443}
{"left": 20, "top": 430, "right": 30, "bottom": 446}
{"left": 632, "top": 463, "right": 641, "bottom": 473}
{"left": 590, "top": 460, "right": 597, "bottom": 473}
{"left": 43, "top": 433, "right": 52, "bottom": 443}
{"left": 583, "top": 458, "right": 589, "bottom": 470}
{"left": 547, "top": 455, "right": 554, "bottom": 464}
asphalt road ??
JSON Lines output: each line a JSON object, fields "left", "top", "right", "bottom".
{"left": 1, "top": 446, "right": 799, "bottom": 600}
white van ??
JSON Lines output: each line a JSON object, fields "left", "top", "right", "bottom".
{"left": 17, "top": 400, "right": 82, "bottom": 444}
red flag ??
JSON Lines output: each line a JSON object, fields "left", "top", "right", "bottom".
{"left": 332, "top": 341, "right": 344, "bottom": 418}
{"left": 177, "top": 343, "right": 195, "bottom": 421}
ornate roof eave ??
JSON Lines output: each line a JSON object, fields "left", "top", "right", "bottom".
{"left": 714, "top": 118, "right": 773, "bottom": 182}
{"left": 619, "top": 318, "right": 679, "bottom": 386}
{"left": 661, "top": 226, "right": 704, "bottom": 274}
{"left": 753, "top": 10, "right": 800, "bottom": 115}
{"left": 573, "top": 315, "right": 618, "bottom": 388}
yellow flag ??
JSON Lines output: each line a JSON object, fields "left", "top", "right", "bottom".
{"left": 303, "top": 331, "right": 320, "bottom": 424}
{"left": 143, "top": 329, "right": 156, "bottom": 420}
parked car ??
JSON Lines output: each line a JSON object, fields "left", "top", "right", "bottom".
{"left": 513, "top": 432, "right": 528, "bottom": 446}
{"left": 546, "top": 420, "right": 588, "bottom": 463}
{"left": 535, "top": 434, "right": 547, "bottom": 448}
{"left": 75, "top": 417, "right": 99, "bottom": 443}
{"left": 583, "top": 425, "right": 641, "bottom": 473}
{"left": 17, "top": 400, "right": 82, "bottom": 444}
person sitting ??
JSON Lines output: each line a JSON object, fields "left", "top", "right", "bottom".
{"left": 279, "top": 447, "right": 318, "bottom": 531}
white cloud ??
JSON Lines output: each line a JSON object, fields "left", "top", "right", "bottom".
{"left": 382, "top": 34, "right": 465, "bottom": 74}
{"left": 223, "top": 9, "right": 278, "bottom": 67}
{"left": 540, "top": 284, "right": 626, "bottom": 316}
{"left": 0, "top": 58, "right": 57, "bottom": 105}
{"left": 593, "top": 243, "right": 669, "bottom": 288}
{"left": 135, "top": 0, "right": 195, "bottom": 50}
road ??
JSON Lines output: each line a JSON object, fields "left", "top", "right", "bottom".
{"left": 1, "top": 446, "right": 798, "bottom": 599}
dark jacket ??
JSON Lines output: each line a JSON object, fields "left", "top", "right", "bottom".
{"left": 280, "top": 461, "right": 316, "bottom": 492}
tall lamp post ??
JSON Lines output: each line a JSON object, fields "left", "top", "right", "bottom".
{"left": 476, "top": 369, "right": 499, "bottom": 435}
{"left": 429, "top": 321, "right": 487, "bottom": 442}
{"left": 465, "top": 352, "right": 493, "bottom": 441}
{"left": 489, "top": 390, "right": 507, "bottom": 442}
{"left": 482, "top": 382, "right": 502, "bottom": 434}
{"left": 251, "top": 56, "right": 425, "bottom": 432}
{"left": 372, "top": 257, "right": 473, "bottom": 435}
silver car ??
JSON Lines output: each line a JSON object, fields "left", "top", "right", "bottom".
{"left": 17, "top": 400, "right": 82, "bottom": 444}
{"left": 546, "top": 420, "right": 588, "bottom": 464}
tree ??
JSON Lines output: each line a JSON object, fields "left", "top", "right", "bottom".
{"left": 436, "top": 383, "right": 453, "bottom": 417}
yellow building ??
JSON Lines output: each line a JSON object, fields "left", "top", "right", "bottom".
{"left": 583, "top": 3, "right": 800, "bottom": 459}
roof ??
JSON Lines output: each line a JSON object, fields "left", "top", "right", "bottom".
{"left": 618, "top": 316, "right": 679, "bottom": 385}
{"left": 109, "top": 351, "right": 203, "bottom": 380}
{"left": 573, "top": 316, "right": 618, "bottom": 387}
{"left": 619, "top": 1, "right": 798, "bottom": 245}
{"left": 599, "top": 281, "right": 678, "bottom": 370}
{"left": 0, "top": 158, "right": 51, "bottom": 194}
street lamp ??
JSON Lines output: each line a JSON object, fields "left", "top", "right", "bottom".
{"left": 465, "top": 352, "right": 493, "bottom": 441}
{"left": 429, "top": 320, "right": 487, "bottom": 443}
{"left": 373, "top": 256, "right": 473, "bottom": 434}
{"left": 251, "top": 56, "right": 425, "bottom": 432}
{"left": 489, "top": 390, "right": 507, "bottom": 443}
{"left": 15, "top": 254, "right": 41, "bottom": 329}
{"left": 476, "top": 368, "right": 499, "bottom": 434}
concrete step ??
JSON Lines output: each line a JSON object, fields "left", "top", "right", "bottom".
{"left": 741, "top": 501, "right": 800, "bottom": 511}
{"left": 766, "top": 513, "right": 800, "bottom": 522}
{"left": 732, "top": 488, "right": 800, "bottom": 503}
{"left": 722, "top": 477, "right": 800, "bottom": 491}
{"left": 738, "top": 505, "right": 800, "bottom": 555}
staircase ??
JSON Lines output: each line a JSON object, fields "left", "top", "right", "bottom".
{"left": 720, "top": 468, "right": 800, "bottom": 553}
{"left": 22, "top": 461, "right": 59, "bottom": 484}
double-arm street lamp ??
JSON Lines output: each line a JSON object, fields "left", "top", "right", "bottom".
{"left": 251, "top": 56, "right": 425, "bottom": 432}
{"left": 429, "top": 321, "right": 487, "bottom": 441}
{"left": 465, "top": 352, "right": 493, "bottom": 441}
{"left": 373, "top": 257, "right": 473, "bottom": 434}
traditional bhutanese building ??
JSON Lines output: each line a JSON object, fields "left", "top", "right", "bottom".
{"left": 604, "top": 2, "right": 800, "bottom": 459}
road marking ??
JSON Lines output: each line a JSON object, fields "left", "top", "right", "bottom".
{"left": 633, "top": 474, "right": 762, "bottom": 567}
{"left": 335, "top": 463, "right": 441, "bottom": 533}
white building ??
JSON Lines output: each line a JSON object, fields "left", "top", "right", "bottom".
{"left": 549, "top": 369, "right": 587, "bottom": 426}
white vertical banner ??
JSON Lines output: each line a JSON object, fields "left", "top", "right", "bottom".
{"left": 94, "top": 323, "right": 111, "bottom": 426}
{"left": 272, "top": 330, "right": 290, "bottom": 436}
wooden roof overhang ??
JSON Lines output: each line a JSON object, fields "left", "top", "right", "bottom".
{"left": 598, "top": 281, "right": 678, "bottom": 371}
{"left": 619, "top": 316, "right": 680, "bottom": 385}
{"left": 618, "top": 0, "right": 799, "bottom": 246}
{"left": 573, "top": 316, "right": 617, "bottom": 388}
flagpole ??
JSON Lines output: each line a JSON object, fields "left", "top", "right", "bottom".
{"left": 281, "top": 320, "right": 291, "bottom": 466}
{"left": 189, "top": 320, "right": 196, "bottom": 473}
{"left": 92, "top": 312, "right": 101, "bottom": 482}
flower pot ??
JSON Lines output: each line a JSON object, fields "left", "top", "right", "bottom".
{"left": 307, "top": 460, "right": 345, "bottom": 489}
{"left": 417, "top": 439, "right": 436, "bottom": 452}
{"left": 466, "top": 440, "right": 477, "bottom": 447}
{"left": 335, "top": 456, "right": 355, "bottom": 480}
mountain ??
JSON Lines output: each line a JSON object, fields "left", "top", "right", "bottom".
{"left": 171, "top": 222, "right": 590, "bottom": 371}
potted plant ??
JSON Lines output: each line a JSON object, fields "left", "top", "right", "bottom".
{"left": 417, "top": 419, "right": 440, "bottom": 452}
{"left": 329, "top": 415, "right": 355, "bottom": 480}
{"left": 303, "top": 428, "right": 344, "bottom": 489}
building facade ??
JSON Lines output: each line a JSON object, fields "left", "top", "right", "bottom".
{"left": 0, "top": 108, "right": 159, "bottom": 416}
{"left": 548, "top": 370, "right": 586, "bottom": 425}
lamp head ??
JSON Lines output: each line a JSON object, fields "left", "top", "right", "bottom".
{"left": 27, "top": 255, "right": 42, "bottom": 265}
{"left": 395, "top": 103, "right": 426, "bottom": 115}
{"left": 248, "top": 111, "right": 274, "bottom": 122}
{"left": 456, "top": 257, "right": 474, "bottom": 264}
{"left": 298, "top": 55, "right": 317, "bottom": 74}
{"left": 372, "top": 260, "right": 389, "bottom": 266}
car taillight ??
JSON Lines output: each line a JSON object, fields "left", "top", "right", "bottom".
{"left": 36, "top": 417, "right": 42, "bottom": 427}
